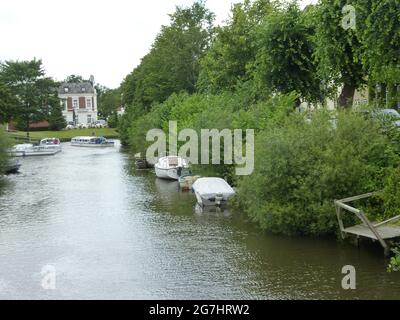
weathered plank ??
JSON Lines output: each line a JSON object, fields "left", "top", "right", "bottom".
{"left": 344, "top": 224, "right": 400, "bottom": 240}
{"left": 338, "top": 192, "right": 378, "bottom": 204}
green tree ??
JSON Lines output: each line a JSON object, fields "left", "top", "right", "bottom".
{"left": 64, "top": 74, "right": 84, "bottom": 83}
{"left": 47, "top": 95, "right": 66, "bottom": 130}
{"left": 356, "top": 0, "right": 400, "bottom": 85}
{"left": 97, "top": 88, "right": 121, "bottom": 119}
{"left": 121, "top": 1, "right": 215, "bottom": 111}
{"left": 197, "top": 0, "right": 275, "bottom": 94}
{"left": 0, "top": 81, "right": 17, "bottom": 123}
{"left": 0, "top": 128, "right": 9, "bottom": 176}
{"left": 355, "top": 0, "right": 400, "bottom": 108}
{"left": 0, "top": 59, "right": 59, "bottom": 138}
{"left": 252, "top": 2, "right": 323, "bottom": 105}
{"left": 314, "top": 0, "right": 366, "bottom": 108}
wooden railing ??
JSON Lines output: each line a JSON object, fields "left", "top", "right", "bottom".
{"left": 334, "top": 192, "right": 400, "bottom": 255}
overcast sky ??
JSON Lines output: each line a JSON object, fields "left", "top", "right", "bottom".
{"left": 1, "top": 0, "right": 316, "bottom": 88}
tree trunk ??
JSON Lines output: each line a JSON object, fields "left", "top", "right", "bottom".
{"left": 337, "top": 83, "right": 356, "bottom": 108}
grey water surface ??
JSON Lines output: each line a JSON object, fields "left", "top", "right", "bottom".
{"left": 0, "top": 142, "right": 399, "bottom": 299}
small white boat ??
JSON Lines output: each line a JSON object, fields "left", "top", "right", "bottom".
{"left": 71, "top": 136, "right": 115, "bottom": 147}
{"left": 40, "top": 137, "right": 61, "bottom": 146}
{"left": 154, "top": 156, "right": 189, "bottom": 180}
{"left": 192, "top": 177, "right": 235, "bottom": 207}
{"left": 11, "top": 143, "right": 61, "bottom": 157}
{"left": 39, "top": 137, "right": 62, "bottom": 152}
{"left": 5, "top": 159, "right": 21, "bottom": 174}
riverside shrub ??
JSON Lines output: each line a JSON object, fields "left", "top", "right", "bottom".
{"left": 235, "top": 110, "right": 400, "bottom": 236}
{"left": 0, "top": 128, "right": 9, "bottom": 175}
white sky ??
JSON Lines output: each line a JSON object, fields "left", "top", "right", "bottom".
{"left": 0, "top": 0, "right": 316, "bottom": 88}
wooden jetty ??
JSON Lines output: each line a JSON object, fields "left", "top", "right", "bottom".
{"left": 334, "top": 192, "right": 400, "bottom": 256}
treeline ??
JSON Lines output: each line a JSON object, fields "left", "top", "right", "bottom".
{"left": 120, "top": 0, "right": 399, "bottom": 236}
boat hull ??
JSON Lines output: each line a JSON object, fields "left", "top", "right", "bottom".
{"left": 192, "top": 177, "right": 235, "bottom": 207}
{"left": 71, "top": 143, "right": 114, "bottom": 148}
{"left": 12, "top": 148, "right": 61, "bottom": 157}
{"left": 155, "top": 166, "right": 180, "bottom": 180}
{"left": 5, "top": 163, "right": 21, "bottom": 174}
{"left": 194, "top": 191, "right": 232, "bottom": 207}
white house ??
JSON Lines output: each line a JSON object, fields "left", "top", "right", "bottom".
{"left": 58, "top": 81, "right": 98, "bottom": 126}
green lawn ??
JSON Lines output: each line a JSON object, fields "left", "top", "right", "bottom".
{"left": 7, "top": 128, "right": 119, "bottom": 143}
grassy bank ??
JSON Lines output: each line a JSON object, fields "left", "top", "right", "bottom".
{"left": 6, "top": 128, "right": 119, "bottom": 143}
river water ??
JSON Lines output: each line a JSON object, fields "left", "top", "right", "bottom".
{"left": 0, "top": 142, "right": 399, "bottom": 299}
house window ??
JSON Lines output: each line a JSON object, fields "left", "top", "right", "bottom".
{"left": 64, "top": 87, "right": 69, "bottom": 93}
{"left": 73, "top": 99, "right": 78, "bottom": 109}
{"left": 81, "top": 87, "right": 86, "bottom": 92}
{"left": 87, "top": 115, "right": 92, "bottom": 124}
{"left": 86, "top": 98, "right": 92, "bottom": 109}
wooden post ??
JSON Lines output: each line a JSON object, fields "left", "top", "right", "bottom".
{"left": 358, "top": 210, "right": 388, "bottom": 253}
{"left": 335, "top": 202, "right": 346, "bottom": 239}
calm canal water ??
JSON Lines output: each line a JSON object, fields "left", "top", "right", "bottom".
{"left": 0, "top": 142, "right": 399, "bottom": 299}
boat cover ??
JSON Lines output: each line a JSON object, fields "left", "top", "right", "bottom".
{"left": 192, "top": 178, "right": 235, "bottom": 199}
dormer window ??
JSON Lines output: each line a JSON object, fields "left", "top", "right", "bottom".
{"left": 81, "top": 87, "right": 86, "bottom": 92}
{"left": 64, "top": 87, "right": 69, "bottom": 93}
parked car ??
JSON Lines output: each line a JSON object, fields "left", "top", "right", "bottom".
{"left": 65, "top": 122, "right": 75, "bottom": 130}
{"left": 372, "top": 108, "right": 400, "bottom": 128}
{"left": 77, "top": 123, "right": 89, "bottom": 129}
{"left": 94, "top": 120, "right": 108, "bottom": 128}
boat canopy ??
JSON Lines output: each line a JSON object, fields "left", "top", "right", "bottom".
{"left": 192, "top": 178, "right": 235, "bottom": 198}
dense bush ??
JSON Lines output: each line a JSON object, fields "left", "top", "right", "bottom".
{"left": 0, "top": 127, "right": 9, "bottom": 175}
{"left": 387, "top": 246, "right": 400, "bottom": 273}
{"left": 234, "top": 110, "right": 400, "bottom": 236}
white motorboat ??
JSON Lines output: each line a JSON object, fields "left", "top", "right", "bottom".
{"left": 11, "top": 143, "right": 61, "bottom": 157}
{"left": 71, "top": 136, "right": 115, "bottom": 147}
{"left": 4, "top": 159, "right": 21, "bottom": 174}
{"left": 39, "top": 137, "right": 62, "bottom": 152}
{"left": 154, "top": 156, "right": 189, "bottom": 180}
{"left": 192, "top": 177, "right": 235, "bottom": 207}
{"left": 40, "top": 137, "right": 61, "bottom": 146}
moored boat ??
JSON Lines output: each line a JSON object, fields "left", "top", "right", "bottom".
{"left": 192, "top": 177, "right": 235, "bottom": 207}
{"left": 4, "top": 159, "right": 21, "bottom": 174}
{"left": 11, "top": 143, "right": 61, "bottom": 157}
{"left": 178, "top": 168, "right": 200, "bottom": 190}
{"left": 40, "top": 137, "right": 61, "bottom": 146}
{"left": 154, "top": 156, "right": 189, "bottom": 180}
{"left": 71, "top": 136, "right": 115, "bottom": 147}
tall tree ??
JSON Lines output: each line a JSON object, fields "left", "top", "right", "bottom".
{"left": 0, "top": 59, "right": 59, "bottom": 138}
{"left": 314, "top": 0, "right": 365, "bottom": 108}
{"left": 0, "top": 81, "right": 17, "bottom": 124}
{"left": 355, "top": 0, "right": 400, "bottom": 107}
{"left": 98, "top": 88, "right": 121, "bottom": 119}
{"left": 252, "top": 2, "right": 323, "bottom": 105}
{"left": 121, "top": 1, "right": 215, "bottom": 111}
{"left": 197, "top": 0, "right": 275, "bottom": 94}
{"left": 64, "top": 74, "right": 84, "bottom": 83}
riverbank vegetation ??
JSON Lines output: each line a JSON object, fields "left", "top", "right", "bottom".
{"left": 117, "top": 0, "right": 400, "bottom": 237}
{"left": 6, "top": 128, "right": 119, "bottom": 143}
{"left": 0, "top": 127, "right": 10, "bottom": 184}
